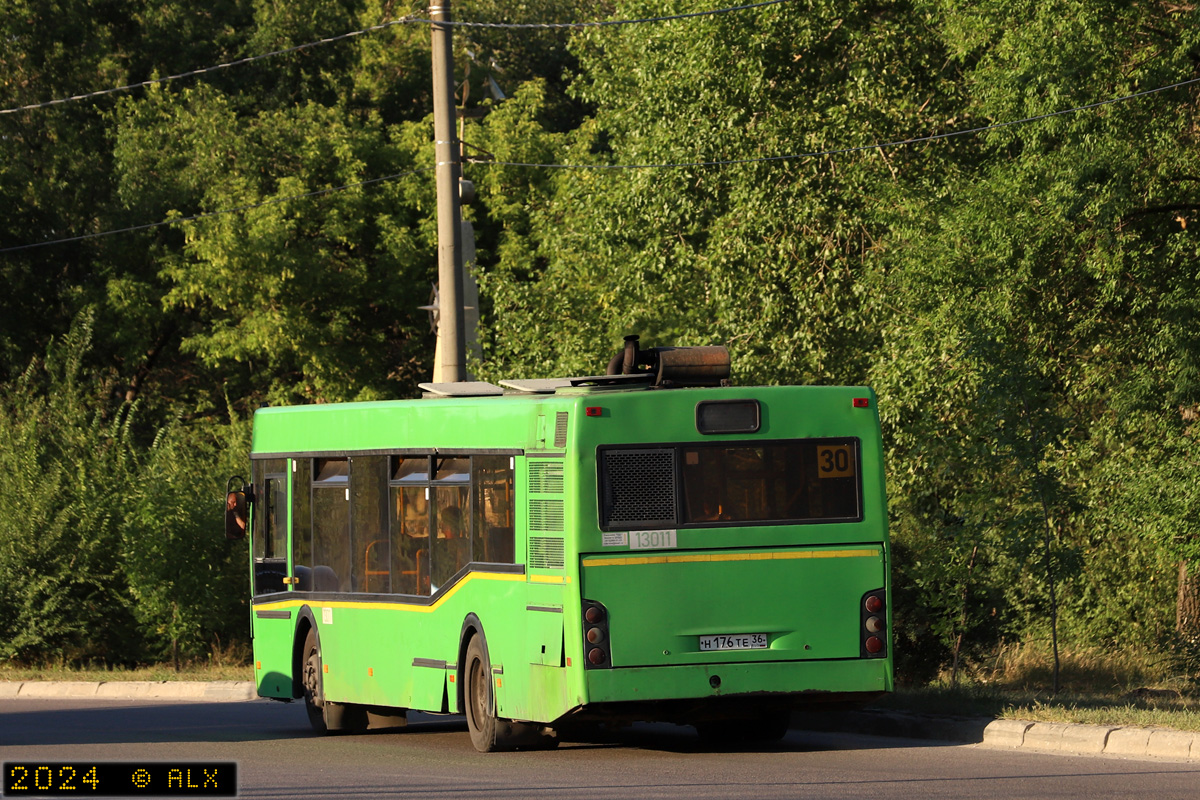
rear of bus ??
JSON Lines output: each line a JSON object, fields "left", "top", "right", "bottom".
{"left": 570, "top": 385, "right": 890, "bottom": 733}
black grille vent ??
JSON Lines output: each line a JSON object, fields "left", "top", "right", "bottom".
{"left": 554, "top": 412, "right": 569, "bottom": 448}
{"left": 529, "top": 499, "right": 565, "bottom": 531}
{"left": 529, "top": 536, "right": 565, "bottom": 569}
{"left": 529, "top": 460, "right": 564, "bottom": 494}
{"left": 602, "top": 448, "right": 677, "bottom": 528}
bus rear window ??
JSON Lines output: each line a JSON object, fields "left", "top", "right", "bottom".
{"left": 680, "top": 440, "right": 860, "bottom": 525}
{"left": 599, "top": 439, "right": 861, "bottom": 529}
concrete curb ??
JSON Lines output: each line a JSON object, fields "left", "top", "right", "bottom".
{"left": 1, "top": 681, "right": 258, "bottom": 702}
{"left": 986, "top": 718, "right": 1196, "bottom": 760}
{"left": 790, "top": 709, "right": 1198, "bottom": 761}
{"left": 981, "top": 718, "right": 1032, "bottom": 748}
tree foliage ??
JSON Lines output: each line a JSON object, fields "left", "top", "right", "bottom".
{"left": 0, "top": 312, "right": 247, "bottom": 663}
{"left": 473, "top": 0, "right": 972, "bottom": 384}
{"left": 1, "top": 0, "right": 1199, "bottom": 677}
{"left": 875, "top": 0, "right": 1200, "bottom": 671}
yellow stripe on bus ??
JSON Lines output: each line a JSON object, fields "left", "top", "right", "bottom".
{"left": 582, "top": 549, "right": 879, "bottom": 568}
{"left": 529, "top": 574, "right": 571, "bottom": 584}
{"left": 252, "top": 571, "right": 526, "bottom": 614}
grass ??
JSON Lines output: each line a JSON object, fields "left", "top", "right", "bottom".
{"left": 0, "top": 662, "right": 253, "bottom": 682}
{"left": 877, "top": 642, "right": 1200, "bottom": 732}
{"left": 0, "top": 638, "right": 254, "bottom": 683}
{"left": 878, "top": 686, "right": 1200, "bottom": 732}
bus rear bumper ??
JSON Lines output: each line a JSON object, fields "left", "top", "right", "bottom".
{"left": 584, "top": 657, "right": 891, "bottom": 709}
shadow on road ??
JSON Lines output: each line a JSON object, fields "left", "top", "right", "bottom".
{"left": 0, "top": 699, "right": 316, "bottom": 747}
{"left": 0, "top": 699, "right": 974, "bottom": 756}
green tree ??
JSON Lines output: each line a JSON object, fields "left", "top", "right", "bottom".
{"left": 876, "top": 0, "right": 1200, "bottom": 674}
{"left": 112, "top": 84, "right": 435, "bottom": 405}
{"left": 0, "top": 311, "right": 252, "bottom": 664}
{"left": 471, "top": 0, "right": 968, "bottom": 384}
{"left": 0, "top": 312, "right": 141, "bottom": 661}
{"left": 122, "top": 416, "right": 252, "bottom": 667}
{"left": 455, "top": 0, "right": 606, "bottom": 132}
{"left": 0, "top": 1, "right": 258, "bottom": 396}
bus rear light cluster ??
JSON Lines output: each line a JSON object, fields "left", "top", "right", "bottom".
{"left": 861, "top": 589, "right": 887, "bottom": 658}
{"left": 582, "top": 600, "right": 612, "bottom": 669}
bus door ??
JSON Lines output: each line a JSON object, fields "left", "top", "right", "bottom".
{"left": 252, "top": 458, "right": 289, "bottom": 595}
{"left": 251, "top": 457, "right": 295, "bottom": 699}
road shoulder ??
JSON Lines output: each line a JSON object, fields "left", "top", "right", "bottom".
{"left": 791, "top": 709, "right": 1198, "bottom": 760}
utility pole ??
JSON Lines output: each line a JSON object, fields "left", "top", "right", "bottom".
{"left": 430, "top": 1, "right": 466, "bottom": 383}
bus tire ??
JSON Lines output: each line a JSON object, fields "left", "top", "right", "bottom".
{"left": 464, "top": 634, "right": 501, "bottom": 752}
{"left": 301, "top": 628, "right": 328, "bottom": 735}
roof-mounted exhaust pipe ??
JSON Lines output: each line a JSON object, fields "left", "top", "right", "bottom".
{"left": 605, "top": 334, "right": 731, "bottom": 388}
{"left": 606, "top": 334, "right": 642, "bottom": 377}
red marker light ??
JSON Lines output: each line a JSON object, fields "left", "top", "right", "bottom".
{"left": 853, "top": 398, "right": 870, "bottom": 408}
{"left": 586, "top": 407, "right": 603, "bottom": 417}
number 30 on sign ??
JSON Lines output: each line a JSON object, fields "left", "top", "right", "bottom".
{"left": 816, "top": 444, "right": 854, "bottom": 478}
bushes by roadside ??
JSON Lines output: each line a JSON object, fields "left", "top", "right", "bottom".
{"left": 0, "top": 312, "right": 249, "bottom": 666}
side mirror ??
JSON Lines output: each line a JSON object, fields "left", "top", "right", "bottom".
{"left": 225, "top": 476, "right": 251, "bottom": 540}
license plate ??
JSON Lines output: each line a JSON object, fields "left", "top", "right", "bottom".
{"left": 698, "top": 633, "right": 768, "bottom": 652}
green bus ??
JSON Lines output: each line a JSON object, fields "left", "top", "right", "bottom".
{"left": 227, "top": 339, "right": 891, "bottom": 750}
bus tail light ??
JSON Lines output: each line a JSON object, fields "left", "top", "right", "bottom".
{"left": 861, "top": 589, "right": 887, "bottom": 658}
{"left": 582, "top": 600, "right": 612, "bottom": 669}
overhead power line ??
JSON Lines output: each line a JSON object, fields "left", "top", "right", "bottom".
{"left": 3, "top": 74, "right": 1198, "bottom": 254}
{"left": 0, "top": 2, "right": 789, "bottom": 115}
{"left": 0, "top": 168, "right": 433, "bottom": 254}
{"left": 416, "top": 0, "right": 789, "bottom": 29}
{"left": 0, "top": 15, "right": 426, "bottom": 116}
{"left": 477, "top": 75, "right": 1200, "bottom": 171}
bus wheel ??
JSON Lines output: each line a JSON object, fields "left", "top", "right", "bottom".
{"left": 301, "top": 628, "right": 328, "bottom": 735}
{"left": 464, "top": 635, "right": 500, "bottom": 752}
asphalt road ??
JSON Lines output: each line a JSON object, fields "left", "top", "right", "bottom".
{"left": 2, "top": 698, "right": 1198, "bottom": 799}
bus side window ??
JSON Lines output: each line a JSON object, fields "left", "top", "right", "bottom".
{"left": 472, "top": 455, "right": 514, "bottom": 564}
{"left": 486, "top": 526, "right": 515, "bottom": 563}
{"left": 390, "top": 456, "right": 432, "bottom": 595}
{"left": 431, "top": 487, "right": 469, "bottom": 590}
{"left": 351, "top": 455, "right": 389, "bottom": 593}
{"left": 312, "top": 458, "right": 351, "bottom": 593}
